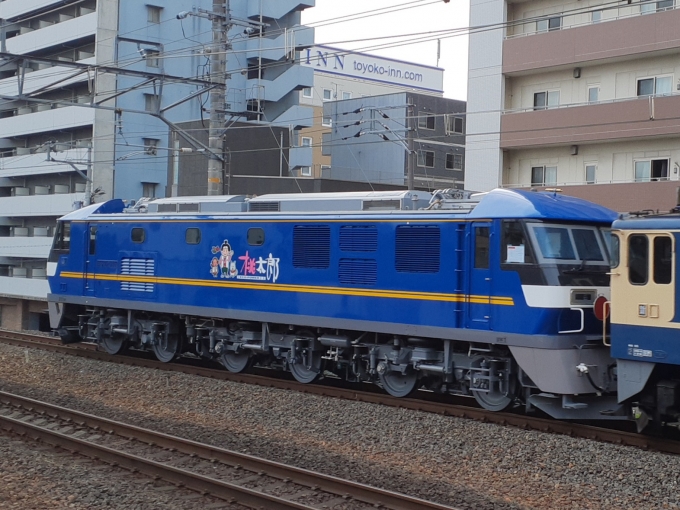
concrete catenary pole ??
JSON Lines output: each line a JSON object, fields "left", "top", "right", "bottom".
{"left": 207, "top": 0, "right": 228, "bottom": 195}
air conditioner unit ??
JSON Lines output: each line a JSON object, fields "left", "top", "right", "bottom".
{"left": 34, "top": 185, "right": 50, "bottom": 195}
{"left": 31, "top": 268, "right": 47, "bottom": 279}
{"left": 10, "top": 227, "right": 29, "bottom": 237}
{"left": 33, "top": 227, "right": 50, "bottom": 237}
{"left": 74, "top": 182, "right": 86, "bottom": 192}
{"left": 11, "top": 187, "right": 30, "bottom": 196}
{"left": 53, "top": 184, "right": 70, "bottom": 194}
{"left": 15, "top": 147, "right": 31, "bottom": 155}
{"left": 10, "top": 267, "right": 27, "bottom": 278}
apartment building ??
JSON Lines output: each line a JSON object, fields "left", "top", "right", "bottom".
{"left": 467, "top": 0, "right": 680, "bottom": 211}
{"left": 0, "top": 0, "right": 314, "bottom": 329}
{"left": 294, "top": 45, "right": 444, "bottom": 179}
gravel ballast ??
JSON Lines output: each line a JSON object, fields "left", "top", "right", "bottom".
{"left": 0, "top": 342, "right": 678, "bottom": 510}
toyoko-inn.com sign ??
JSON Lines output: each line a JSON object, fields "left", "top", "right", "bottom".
{"left": 301, "top": 46, "right": 444, "bottom": 93}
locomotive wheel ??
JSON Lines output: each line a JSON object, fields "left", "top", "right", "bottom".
{"left": 379, "top": 369, "right": 418, "bottom": 398}
{"left": 100, "top": 332, "right": 126, "bottom": 355}
{"left": 289, "top": 350, "right": 322, "bottom": 384}
{"left": 469, "top": 356, "right": 515, "bottom": 412}
{"left": 221, "top": 350, "right": 251, "bottom": 373}
{"left": 153, "top": 333, "right": 180, "bottom": 363}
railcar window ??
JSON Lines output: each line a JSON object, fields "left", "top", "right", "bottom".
{"left": 628, "top": 235, "right": 648, "bottom": 285}
{"left": 185, "top": 228, "right": 201, "bottom": 245}
{"left": 89, "top": 226, "right": 97, "bottom": 255}
{"left": 653, "top": 236, "right": 672, "bottom": 284}
{"left": 131, "top": 228, "right": 146, "bottom": 244}
{"left": 474, "top": 227, "right": 490, "bottom": 269}
{"left": 610, "top": 234, "right": 620, "bottom": 268}
{"left": 572, "top": 229, "right": 604, "bottom": 261}
{"left": 247, "top": 228, "right": 265, "bottom": 246}
{"left": 533, "top": 227, "right": 576, "bottom": 260}
{"left": 54, "top": 221, "right": 71, "bottom": 252}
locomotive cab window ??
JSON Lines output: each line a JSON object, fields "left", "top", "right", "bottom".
{"left": 185, "top": 228, "right": 201, "bottom": 245}
{"left": 53, "top": 221, "right": 71, "bottom": 252}
{"left": 609, "top": 233, "right": 620, "bottom": 268}
{"left": 653, "top": 236, "right": 672, "bottom": 284}
{"left": 628, "top": 234, "right": 648, "bottom": 285}
{"left": 474, "top": 227, "right": 490, "bottom": 269}
{"left": 248, "top": 228, "right": 265, "bottom": 246}
{"left": 131, "top": 228, "right": 146, "bottom": 244}
{"left": 89, "top": 226, "right": 97, "bottom": 255}
{"left": 502, "top": 220, "right": 534, "bottom": 264}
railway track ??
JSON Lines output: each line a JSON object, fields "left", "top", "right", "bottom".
{"left": 2, "top": 329, "right": 680, "bottom": 457}
{"left": 0, "top": 390, "right": 458, "bottom": 510}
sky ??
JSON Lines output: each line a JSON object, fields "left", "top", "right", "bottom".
{"left": 301, "top": 0, "right": 469, "bottom": 100}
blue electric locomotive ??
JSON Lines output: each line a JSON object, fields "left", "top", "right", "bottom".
{"left": 609, "top": 212, "right": 680, "bottom": 429}
{"left": 47, "top": 188, "right": 620, "bottom": 418}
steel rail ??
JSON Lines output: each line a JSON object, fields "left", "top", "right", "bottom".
{"left": 0, "top": 390, "right": 459, "bottom": 510}
{"left": 2, "top": 331, "right": 680, "bottom": 456}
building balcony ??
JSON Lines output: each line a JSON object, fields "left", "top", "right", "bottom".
{"left": 246, "top": 0, "right": 315, "bottom": 20}
{"left": 0, "top": 59, "right": 95, "bottom": 97}
{"left": 0, "top": 106, "right": 95, "bottom": 139}
{"left": 0, "top": 236, "right": 53, "bottom": 259}
{"left": 6, "top": 12, "right": 97, "bottom": 55}
{"left": 289, "top": 146, "right": 313, "bottom": 169}
{"left": 245, "top": 26, "right": 314, "bottom": 62}
{"left": 0, "top": 192, "right": 86, "bottom": 218}
{"left": 0, "top": 275, "right": 49, "bottom": 300}
{"left": 503, "top": 8, "right": 680, "bottom": 75}
{"left": 0, "top": 148, "right": 89, "bottom": 178}
{"left": 2, "top": 0, "right": 68, "bottom": 19}
{"left": 500, "top": 94, "right": 680, "bottom": 149}
{"left": 269, "top": 105, "right": 314, "bottom": 129}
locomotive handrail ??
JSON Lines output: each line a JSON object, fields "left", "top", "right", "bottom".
{"left": 558, "top": 308, "right": 584, "bottom": 334}
{"left": 602, "top": 301, "right": 611, "bottom": 347}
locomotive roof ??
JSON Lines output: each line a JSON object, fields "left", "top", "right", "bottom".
{"left": 57, "top": 188, "right": 616, "bottom": 223}
{"left": 612, "top": 212, "right": 680, "bottom": 230}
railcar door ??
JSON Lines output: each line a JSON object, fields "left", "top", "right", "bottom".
{"left": 83, "top": 225, "right": 97, "bottom": 296}
{"left": 468, "top": 222, "right": 493, "bottom": 329}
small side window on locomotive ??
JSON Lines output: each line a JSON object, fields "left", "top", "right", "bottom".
{"left": 131, "top": 228, "right": 146, "bottom": 244}
{"left": 248, "top": 228, "right": 265, "bottom": 246}
{"left": 628, "top": 234, "right": 648, "bottom": 285}
{"left": 653, "top": 236, "right": 672, "bottom": 285}
{"left": 609, "top": 233, "right": 620, "bottom": 269}
{"left": 54, "top": 221, "right": 71, "bottom": 252}
{"left": 474, "top": 227, "right": 490, "bottom": 269}
{"left": 185, "top": 228, "right": 201, "bottom": 245}
{"left": 89, "top": 226, "right": 97, "bottom": 255}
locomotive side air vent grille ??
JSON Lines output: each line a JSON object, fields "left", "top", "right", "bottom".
{"left": 395, "top": 225, "right": 440, "bottom": 273}
{"left": 120, "top": 257, "right": 155, "bottom": 292}
{"left": 157, "top": 204, "right": 177, "bottom": 213}
{"left": 339, "top": 225, "right": 378, "bottom": 252}
{"left": 249, "top": 201, "right": 280, "bottom": 212}
{"left": 178, "top": 203, "right": 199, "bottom": 212}
{"left": 293, "top": 225, "right": 330, "bottom": 269}
{"left": 339, "top": 258, "right": 377, "bottom": 286}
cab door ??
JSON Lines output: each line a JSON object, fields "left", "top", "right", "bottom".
{"left": 468, "top": 222, "right": 492, "bottom": 329}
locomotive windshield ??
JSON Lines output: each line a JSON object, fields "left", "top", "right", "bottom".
{"left": 526, "top": 223, "right": 609, "bottom": 266}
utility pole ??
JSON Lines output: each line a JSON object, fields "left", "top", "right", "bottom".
{"left": 407, "top": 102, "right": 415, "bottom": 190}
{"left": 207, "top": 0, "right": 228, "bottom": 195}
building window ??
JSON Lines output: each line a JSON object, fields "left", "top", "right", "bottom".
{"left": 587, "top": 86, "right": 599, "bottom": 103}
{"left": 534, "top": 90, "right": 560, "bottom": 110}
{"left": 323, "top": 89, "right": 332, "bottom": 101}
{"left": 321, "top": 165, "right": 331, "bottom": 175}
{"left": 418, "top": 112, "right": 435, "bottom": 130}
{"left": 531, "top": 165, "right": 557, "bottom": 186}
{"left": 446, "top": 153, "right": 463, "bottom": 170}
{"left": 143, "top": 138, "right": 159, "bottom": 155}
{"left": 148, "top": 5, "right": 162, "bottom": 23}
{"left": 302, "top": 87, "right": 312, "bottom": 98}
{"left": 142, "top": 182, "right": 157, "bottom": 198}
{"left": 342, "top": 91, "right": 352, "bottom": 100}
{"left": 322, "top": 116, "right": 332, "bottom": 127}
{"left": 144, "top": 94, "right": 160, "bottom": 112}
{"left": 445, "top": 115, "right": 464, "bottom": 134}
{"left": 301, "top": 136, "right": 312, "bottom": 147}
{"left": 635, "top": 159, "right": 669, "bottom": 182}
{"left": 637, "top": 76, "right": 673, "bottom": 96}
{"left": 300, "top": 166, "right": 312, "bottom": 176}
{"left": 591, "top": 10, "right": 602, "bottom": 22}
{"left": 585, "top": 163, "right": 597, "bottom": 184}
{"left": 537, "top": 16, "right": 561, "bottom": 32}
{"left": 641, "top": 0, "right": 674, "bottom": 14}
{"left": 144, "top": 49, "right": 160, "bottom": 68}
{"left": 417, "top": 150, "right": 435, "bottom": 168}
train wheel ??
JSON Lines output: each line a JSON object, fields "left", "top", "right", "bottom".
{"left": 221, "top": 351, "right": 251, "bottom": 373}
{"left": 289, "top": 350, "right": 322, "bottom": 384}
{"left": 378, "top": 368, "right": 418, "bottom": 397}
{"left": 153, "top": 333, "right": 180, "bottom": 363}
{"left": 469, "top": 356, "right": 515, "bottom": 412}
{"left": 100, "top": 332, "right": 126, "bottom": 355}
